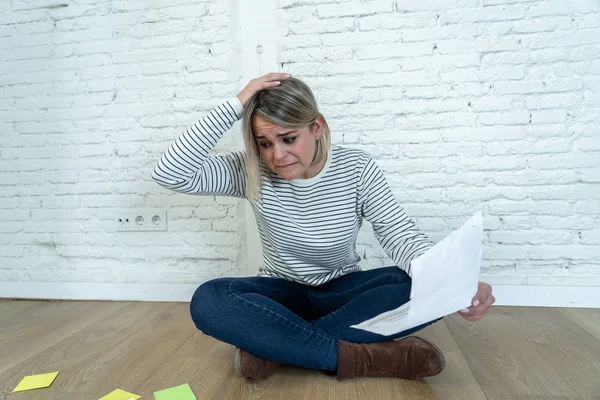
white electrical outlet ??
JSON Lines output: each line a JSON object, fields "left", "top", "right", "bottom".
{"left": 115, "top": 209, "right": 167, "bottom": 232}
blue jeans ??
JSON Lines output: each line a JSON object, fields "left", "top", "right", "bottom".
{"left": 190, "top": 266, "right": 441, "bottom": 372}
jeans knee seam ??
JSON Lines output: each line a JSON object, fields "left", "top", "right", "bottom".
{"left": 228, "top": 281, "right": 336, "bottom": 345}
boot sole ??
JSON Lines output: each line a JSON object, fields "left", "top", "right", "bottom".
{"left": 233, "top": 347, "right": 243, "bottom": 377}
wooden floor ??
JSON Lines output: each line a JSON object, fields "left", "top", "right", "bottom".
{"left": 0, "top": 300, "right": 599, "bottom": 400}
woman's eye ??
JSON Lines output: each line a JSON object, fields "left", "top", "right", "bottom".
{"left": 259, "top": 142, "right": 270, "bottom": 148}
{"left": 283, "top": 137, "right": 296, "bottom": 144}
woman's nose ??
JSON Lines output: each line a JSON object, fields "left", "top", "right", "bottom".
{"left": 274, "top": 144, "right": 287, "bottom": 160}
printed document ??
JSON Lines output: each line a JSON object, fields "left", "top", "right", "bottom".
{"left": 350, "top": 211, "right": 483, "bottom": 336}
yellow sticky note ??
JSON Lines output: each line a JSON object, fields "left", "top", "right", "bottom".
{"left": 98, "top": 388, "right": 142, "bottom": 400}
{"left": 13, "top": 371, "right": 59, "bottom": 392}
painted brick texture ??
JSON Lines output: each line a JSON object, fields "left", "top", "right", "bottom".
{"left": 1, "top": 0, "right": 599, "bottom": 287}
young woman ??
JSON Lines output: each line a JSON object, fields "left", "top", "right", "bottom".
{"left": 152, "top": 73, "right": 495, "bottom": 381}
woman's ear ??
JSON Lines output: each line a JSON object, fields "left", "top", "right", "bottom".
{"left": 313, "top": 115, "right": 324, "bottom": 139}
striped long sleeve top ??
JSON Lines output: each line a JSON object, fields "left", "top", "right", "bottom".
{"left": 151, "top": 96, "right": 434, "bottom": 286}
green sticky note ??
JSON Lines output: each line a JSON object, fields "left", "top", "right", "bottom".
{"left": 13, "top": 371, "right": 59, "bottom": 392}
{"left": 99, "top": 388, "right": 142, "bottom": 400}
{"left": 153, "top": 383, "right": 196, "bottom": 400}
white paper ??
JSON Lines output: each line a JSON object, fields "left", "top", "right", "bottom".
{"left": 350, "top": 210, "right": 483, "bottom": 336}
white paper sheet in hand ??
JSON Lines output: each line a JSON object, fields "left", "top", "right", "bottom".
{"left": 350, "top": 211, "right": 483, "bottom": 336}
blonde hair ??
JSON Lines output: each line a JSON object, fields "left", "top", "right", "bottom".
{"left": 242, "top": 77, "right": 331, "bottom": 202}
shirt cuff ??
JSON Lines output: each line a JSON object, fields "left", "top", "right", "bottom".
{"left": 229, "top": 95, "right": 244, "bottom": 120}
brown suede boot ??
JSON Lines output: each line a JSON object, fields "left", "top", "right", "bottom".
{"left": 337, "top": 336, "right": 445, "bottom": 380}
{"left": 233, "top": 348, "right": 282, "bottom": 380}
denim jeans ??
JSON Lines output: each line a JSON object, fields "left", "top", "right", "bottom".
{"left": 190, "top": 266, "right": 441, "bottom": 372}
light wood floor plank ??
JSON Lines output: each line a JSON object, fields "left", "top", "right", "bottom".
{"left": 259, "top": 363, "right": 437, "bottom": 400}
{"left": 53, "top": 302, "right": 196, "bottom": 396}
{"left": 1, "top": 301, "right": 598, "bottom": 400}
{"left": 444, "top": 308, "right": 580, "bottom": 399}
{"left": 0, "top": 301, "right": 126, "bottom": 375}
{"left": 560, "top": 307, "right": 600, "bottom": 342}
{"left": 133, "top": 352, "right": 233, "bottom": 399}
{"left": 417, "top": 319, "right": 487, "bottom": 399}
{"left": 0, "top": 302, "right": 171, "bottom": 400}
{"left": 0, "top": 301, "right": 85, "bottom": 342}
{"left": 355, "top": 375, "right": 437, "bottom": 400}
{"left": 481, "top": 395, "right": 581, "bottom": 400}
{"left": 38, "top": 393, "right": 98, "bottom": 400}
{"left": 0, "top": 300, "right": 40, "bottom": 323}
{"left": 170, "top": 330, "right": 230, "bottom": 359}
{"left": 500, "top": 306, "right": 600, "bottom": 400}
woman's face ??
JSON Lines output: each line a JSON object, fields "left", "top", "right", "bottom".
{"left": 252, "top": 114, "right": 324, "bottom": 180}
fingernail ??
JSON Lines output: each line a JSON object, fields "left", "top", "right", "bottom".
{"left": 284, "top": 74, "right": 291, "bottom": 77}
{"left": 275, "top": 81, "right": 281, "bottom": 84}
{"left": 474, "top": 300, "right": 480, "bottom": 307}
{"left": 460, "top": 308, "right": 469, "bottom": 313}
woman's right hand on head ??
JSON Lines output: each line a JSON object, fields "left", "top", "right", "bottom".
{"left": 236, "top": 72, "right": 291, "bottom": 109}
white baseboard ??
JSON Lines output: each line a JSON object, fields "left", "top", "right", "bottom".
{"left": 490, "top": 285, "right": 600, "bottom": 308}
{"left": 0, "top": 281, "right": 200, "bottom": 302}
{"left": 0, "top": 282, "right": 598, "bottom": 308}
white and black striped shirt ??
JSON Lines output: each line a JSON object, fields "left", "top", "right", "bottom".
{"left": 152, "top": 97, "right": 434, "bottom": 286}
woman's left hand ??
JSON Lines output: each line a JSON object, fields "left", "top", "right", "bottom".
{"left": 458, "top": 281, "right": 495, "bottom": 322}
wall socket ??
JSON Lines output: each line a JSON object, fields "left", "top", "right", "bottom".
{"left": 115, "top": 209, "right": 167, "bottom": 232}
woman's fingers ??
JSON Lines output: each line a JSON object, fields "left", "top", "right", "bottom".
{"left": 237, "top": 73, "right": 291, "bottom": 108}
{"left": 264, "top": 72, "right": 291, "bottom": 80}
{"left": 265, "top": 81, "right": 281, "bottom": 88}
{"left": 473, "top": 282, "right": 492, "bottom": 303}
{"left": 460, "top": 292, "right": 495, "bottom": 321}
{"left": 459, "top": 282, "right": 495, "bottom": 321}
{"left": 258, "top": 73, "right": 290, "bottom": 87}
{"left": 251, "top": 72, "right": 290, "bottom": 92}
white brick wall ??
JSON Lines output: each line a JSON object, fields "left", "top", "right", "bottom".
{"left": 0, "top": 0, "right": 244, "bottom": 284}
{"left": 279, "top": 0, "right": 600, "bottom": 287}
{"left": 1, "top": 0, "right": 599, "bottom": 292}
